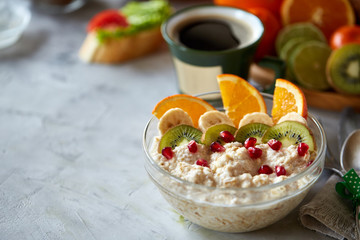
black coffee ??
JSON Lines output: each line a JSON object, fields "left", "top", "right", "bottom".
{"left": 179, "top": 20, "right": 240, "bottom": 51}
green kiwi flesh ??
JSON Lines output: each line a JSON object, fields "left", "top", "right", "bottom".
{"left": 262, "top": 121, "right": 315, "bottom": 151}
{"left": 235, "top": 123, "right": 270, "bottom": 144}
{"left": 202, "top": 124, "right": 237, "bottom": 146}
{"left": 327, "top": 44, "right": 360, "bottom": 94}
{"left": 158, "top": 125, "right": 202, "bottom": 152}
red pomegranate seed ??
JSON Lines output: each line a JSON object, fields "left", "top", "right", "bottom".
{"left": 306, "top": 160, "right": 314, "bottom": 167}
{"left": 297, "top": 143, "right": 309, "bottom": 156}
{"left": 244, "top": 137, "right": 257, "bottom": 149}
{"left": 162, "top": 147, "right": 173, "bottom": 160}
{"left": 267, "top": 139, "right": 282, "bottom": 151}
{"left": 275, "top": 165, "right": 286, "bottom": 176}
{"left": 196, "top": 159, "right": 209, "bottom": 167}
{"left": 248, "top": 146, "right": 262, "bottom": 159}
{"left": 210, "top": 142, "right": 225, "bottom": 152}
{"left": 258, "top": 165, "right": 273, "bottom": 174}
{"left": 220, "top": 131, "right": 235, "bottom": 143}
{"left": 187, "top": 140, "right": 198, "bottom": 153}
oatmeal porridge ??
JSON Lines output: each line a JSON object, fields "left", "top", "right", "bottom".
{"left": 145, "top": 78, "right": 325, "bottom": 232}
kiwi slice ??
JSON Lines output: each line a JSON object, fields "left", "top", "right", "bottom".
{"left": 262, "top": 121, "right": 315, "bottom": 151}
{"left": 326, "top": 43, "right": 360, "bottom": 95}
{"left": 202, "top": 124, "right": 237, "bottom": 146}
{"left": 235, "top": 123, "right": 270, "bottom": 144}
{"left": 158, "top": 125, "right": 202, "bottom": 152}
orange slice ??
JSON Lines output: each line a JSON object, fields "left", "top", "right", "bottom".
{"left": 217, "top": 74, "right": 267, "bottom": 127}
{"left": 271, "top": 78, "right": 308, "bottom": 123}
{"left": 281, "top": 0, "right": 355, "bottom": 39}
{"left": 152, "top": 94, "right": 216, "bottom": 128}
{"left": 217, "top": 74, "right": 237, "bottom": 109}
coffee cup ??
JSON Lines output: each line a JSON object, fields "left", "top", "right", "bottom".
{"left": 162, "top": 5, "right": 265, "bottom": 95}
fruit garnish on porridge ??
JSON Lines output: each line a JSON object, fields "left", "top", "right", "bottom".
{"left": 150, "top": 75, "right": 316, "bottom": 188}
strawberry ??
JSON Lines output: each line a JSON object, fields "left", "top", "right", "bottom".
{"left": 87, "top": 9, "right": 129, "bottom": 32}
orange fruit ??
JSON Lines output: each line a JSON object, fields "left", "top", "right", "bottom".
{"left": 271, "top": 78, "right": 308, "bottom": 123}
{"left": 217, "top": 74, "right": 237, "bottom": 109}
{"left": 152, "top": 94, "right": 216, "bottom": 128}
{"left": 280, "top": 0, "right": 355, "bottom": 39}
{"left": 217, "top": 74, "right": 267, "bottom": 127}
{"left": 248, "top": 8, "right": 282, "bottom": 61}
{"left": 214, "top": 0, "right": 284, "bottom": 19}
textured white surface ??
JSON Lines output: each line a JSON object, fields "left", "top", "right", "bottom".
{"left": 0, "top": 0, "right": 343, "bottom": 239}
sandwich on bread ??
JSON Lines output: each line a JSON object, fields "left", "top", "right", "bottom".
{"left": 79, "top": 0, "right": 171, "bottom": 64}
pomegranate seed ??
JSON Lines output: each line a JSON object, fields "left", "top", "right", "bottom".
{"left": 220, "top": 131, "right": 235, "bottom": 143}
{"left": 275, "top": 165, "right": 286, "bottom": 176}
{"left": 258, "top": 165, "right": 273, "bottom": 174}
{"left": 267, "top": 139, "right": 282, "bottom": 151}
{"left": 306, "top": 160, "right": 314, "bottom": 167}
{"left": 248, "top": 147, "right": 262, "bottom": 159}
{"left": 244, "top": 137, "right": 257, "bottom": 149}
{"left": 210, "top": 142, "right": 225, "bottom": 152}
{"left": 162, "top": 147, "right": 173, "bottom": 160}
{"left": 297, "top": 143, "right": 309, "bottom": 156}
{"left": 187, "top": 140, "right": 198, "bottom": 153}
{"left": 196, "top": 159, "right": 209, "bottom": 167}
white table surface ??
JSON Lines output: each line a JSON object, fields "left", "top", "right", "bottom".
{"left": 0, "top": 0, "right": 348, "bottom": 239}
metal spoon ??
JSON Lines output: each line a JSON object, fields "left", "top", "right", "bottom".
{"left": 341, "top": 129, "right": 360, "bottom": 173}
{"left": 340, "top": 129, "right": 360, "bottom": 237}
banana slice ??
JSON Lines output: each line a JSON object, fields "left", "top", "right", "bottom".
{"left": 238, "top": 112, "right": 273, "bottom": 128}
{"left": 198, "top": 110, "right": 234, "bottom": 132}
{"left": 158, "top": 108, "right": 193, "bottom": 135}
{"left": 277, "top": 112, "right": 307, "bottom": 126}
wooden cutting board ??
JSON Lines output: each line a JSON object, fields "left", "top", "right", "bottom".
{"left": 249, "top": 63, "right": 360, "bottom": 112}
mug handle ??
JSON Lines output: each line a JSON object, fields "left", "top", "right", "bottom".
{"left": 249, "top": 56, "right": 286, "bottom": 94}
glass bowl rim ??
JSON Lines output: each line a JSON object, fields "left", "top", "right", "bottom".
{"left": 143, "top": 91, "right": 326, "bottom": 194}
{"left": 0, "top": 4, "right": 31, "bottom": 36}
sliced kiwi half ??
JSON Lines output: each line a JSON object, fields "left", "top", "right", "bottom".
{"left": 158, "top": 124, "right": 202, "bottom": 152}
{"left": 235, "top": 123, "right": 270, "bottom": 144}
{"left": 262, "top": 121, "right": 315, "bottom": 151}
{"left": 326, "top": 43, "right": 360, "bottom": 95}
{"left": 202, "top": 124, "right": 237, "bottom": 146}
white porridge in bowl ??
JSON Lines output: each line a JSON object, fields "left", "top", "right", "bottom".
{"left": 144, "top": 79, "right": 326, "bottom": 232}
{"left": 151, "top": 140, "right": 315, "bottom": 189}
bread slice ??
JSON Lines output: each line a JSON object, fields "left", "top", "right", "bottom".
{"left": 78, "top": 26, "right": 163, "bottom": 64}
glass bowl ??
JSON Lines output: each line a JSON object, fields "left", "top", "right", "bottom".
{"left": 32, "top": 0, "right": 88, "bottom": 14}
{"left": 0, "top": 2, "right": 31, "bottom": 49}
{"left": 143, "top": 91, "right": 326, "bottom": 233}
